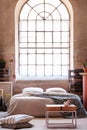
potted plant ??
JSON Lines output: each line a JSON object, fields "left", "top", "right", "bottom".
{"left": 83, "top": 59, "right": 87, "bottom": 72}
{"left": 0, "top": 58, "right": 6, "bottom": 69}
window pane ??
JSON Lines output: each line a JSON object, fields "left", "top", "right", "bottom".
{"left": 37, "top": 32, "right": 44, "bottom": 42}
{"left": 54, "top": 21, "right": 60, "bottom": 31}
{"left": 20, "top": 66, "right": 27, "bottom": 75}
{"left": 62, "top": 32, "right": 69, "bottom": 42}
{"left": 53, "top": 32, "right": 60, "bottom": 42}
{"left": 28, "top": 65, "right": 35, "bottom": 75}
{"left": 45, "top": 32, "right": 52, "bottom": 42}
{"left": 28, "top": 49, "right": 35, "bottom": 53}
{"left": 20, "top": 49, "right": 27, "bottom": 54}
{"left": 62, "top": 21, "right": 69, "bottom": 31}
{"left": 20, "top": 54, "right": 27, "bottom": 64}
{"left": 45, "top": 66, "right": 52, "bottom": 75}
{"left": 37, "top": 21, "right": 44, "bottom": 31}
{"left": 62, "top": 66, "right": 69, "bottom": 76}
{"left": 45, "top": 21, "right": 52, "bottom": 31}
{"left": 37, "top": 54, "right": 44, "bottom": 64}
{"left": 19, "top": 32, "right": 27, "bottom": 42}
{"left": 45, "top": 55, "right": 52, "bottom": 64}
{"left": 20, "top": 43, "right": 27, "bottom": 48}
{"left": 37, "top": 43, "right": 44, "bottom": 47}
{"left": 28, "top": 43, "right": 35, "bottom": 47}
{"left": 53, "top": 54, "right": 61, "bottom": 65}
{"left": 62, "top": 49, "right": 69, "bottom": 53}
{"left": 28, "top": 32, "right": 35, "bottom": 42}
{"left": 28, "top": 21, "right": 35, "bottom": 31}
{"left": 45, "top": 42, "right": 52, "bottom": 47}
{"left": 20, "top": 21, "right": 27, "bottom": 31}
{"left": 53, "top": 43, "right": 60, "bottom": 47}
{"left": 62, "top": 43, "right": 69, "bottom": 47}
{"left": 37, "top": 66, "right": 44, "bottom": 76}
{"left": 53, "top": 66, "right": 61, "bottom": 75}
{"left": 53, "top": 49, "right": 60, "bottom": 54}
{"left": 28, "top": 54, "right": 35, "bottom": 64}
{"left": 45, "top": 49, "right": 52, "bottom": 53}
{"left": 37, "top": 49, "right": 44, "bottom": 54}
{"left": 62, "top": 54, "right": 69, "bottom": 64}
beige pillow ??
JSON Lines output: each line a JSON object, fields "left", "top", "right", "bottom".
{"left": 0, "top": 114, "right": 34, "bottom": 124}
{"left": 22, "top": 87, "right": 44, "bottom": 94}
{"left": 46, "top": 87, "right": 67, "bottom": 93}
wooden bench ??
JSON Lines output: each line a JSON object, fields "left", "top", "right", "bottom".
{"left": 45, "top": 104, "right": 77, "bottom": 128}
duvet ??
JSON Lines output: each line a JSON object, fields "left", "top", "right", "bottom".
{"left": 7, "top": 92, "right": 87, "bottom": 118}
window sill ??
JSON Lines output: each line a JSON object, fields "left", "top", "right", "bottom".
{"left": 16, "top": 76, "right": 68, "bottom": 81}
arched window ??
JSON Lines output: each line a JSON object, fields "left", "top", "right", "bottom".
{"left": 16, "top": 0, "right": 73, "bottom": 80}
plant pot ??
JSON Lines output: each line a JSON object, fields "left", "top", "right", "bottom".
{"left": 83, "top": 67, "right": 87, "bottom": 73}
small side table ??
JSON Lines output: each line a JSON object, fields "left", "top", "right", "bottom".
{"left": 45, "top": 104, "right": 77, "bottom": 128}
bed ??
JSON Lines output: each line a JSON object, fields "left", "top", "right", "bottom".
{"left": 7, "top": 87, "right": 87, "bottom": 118}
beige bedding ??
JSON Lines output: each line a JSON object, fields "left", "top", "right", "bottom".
{"left": 4, "top": 92, "right": 87, "bottom": 118}
{"left": 7, "top": 93, "right": 55, "bottom": 117}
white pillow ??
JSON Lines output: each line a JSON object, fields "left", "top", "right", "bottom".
{"left": 46, "top": 87, "right": 67, "bottom": 93}
{"left": 22, "top": 87, "right": 44, "bottom": 94}
{"left": 0, "top": 114, "right": 34, "bottom": 124}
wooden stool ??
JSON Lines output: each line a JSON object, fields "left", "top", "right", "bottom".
{"left": 45, "top": 104, "right": 77, "bottom": 128}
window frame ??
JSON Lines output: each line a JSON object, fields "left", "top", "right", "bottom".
{"left": 15, "top": 0, "right": 73, "bottom": 81}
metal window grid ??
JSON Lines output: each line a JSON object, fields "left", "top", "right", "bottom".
{"left": 18, "top": 0, "right": 70, "bottom": 77}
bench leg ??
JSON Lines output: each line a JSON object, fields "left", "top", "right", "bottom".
{"left": 45, "top": 111, "right": 77, "bottom": 128}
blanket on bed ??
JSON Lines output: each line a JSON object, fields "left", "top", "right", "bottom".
{"left": 7, "top": 92, "right": 87, "bottom": 118}
{"left": 30, "top": 92, "right": 87, "bottom": 118}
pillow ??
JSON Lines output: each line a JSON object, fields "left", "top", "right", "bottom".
{"left": 1, "top": 123, "right": 33, "bottom": 129}
{"left": 22, "top": 87, "right": 44, "bottom": 94}
{"left": 46, "top": 87, "right": 67, "bottom": 93}
{"left": 0, "top": 114, "right": 34, "bottom": 124}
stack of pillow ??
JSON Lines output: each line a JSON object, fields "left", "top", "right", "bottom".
{"left": 0, "top": 114, "right": 34, "bottom": 129}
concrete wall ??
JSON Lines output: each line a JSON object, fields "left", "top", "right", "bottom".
{"left": 0, "top": 0, "right": 87, "bottom": 94}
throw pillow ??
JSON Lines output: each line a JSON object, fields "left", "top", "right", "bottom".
{"left": 0, "top": 114, "right": 34, "bottom": 124}
{"left": 1, "top": 122, "right": 33, "bottom": 129}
